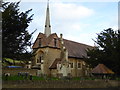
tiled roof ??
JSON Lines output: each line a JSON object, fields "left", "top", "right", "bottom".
{"left": 32, "top": 33, "right": 93, "bottom": 58}
{"left": 91, "top": 64, "right": 114, "bottom": 74}
{"left": 49, "top": 58, "right": 61, "bottom": 69}
{"left": 63, "top": 39, "right": 93, "bottom": 58}
{"left": 32, "top": 33, "right": 60, "bottom": 49}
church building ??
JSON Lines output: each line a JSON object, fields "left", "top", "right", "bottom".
{"left": 32, "top": 1, "right": 93, "bottom": 77}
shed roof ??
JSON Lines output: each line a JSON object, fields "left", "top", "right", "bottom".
{"left": 49, "top": 58, "right": 61, "bottom": 69}
{"left": 91, "top": 64, "right": 114, "bottom": 74}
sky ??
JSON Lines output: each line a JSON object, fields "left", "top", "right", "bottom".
{"left": 5, "top": 0, "right": 118, "bottom": 46}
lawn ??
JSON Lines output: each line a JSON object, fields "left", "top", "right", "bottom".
{"left": 2, "top": 74, "right": 120, "bottom": 81}
{"left": 2, "top": 58, "right": 25, "bottom": 66}
{"left": 4, "top": 58, "right": 24, "bottom": 64}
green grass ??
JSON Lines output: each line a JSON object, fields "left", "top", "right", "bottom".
{"left": 3, "top": 75, "right": 118, "bottom": 81}
{"left": 72, "top": 77, "right": 81, "bottom": 80}
{"left": 50, "top": 77, "right": 59, "bottom": 80}
{"left": 3, "top": 75, "right": 26, "bottom": 81}
{"left": 2, "top": 58, "right": 25, "bottom": 67}
{"left": 4, "top": 58, "right": 24, "bottom": 64}
{"left": 2, "top": 75, "right": 61, "bottom": 81}
{"left": 115, "top": 77, "right": 120, "bottom": 81}
{"left": 32, "top": 76, "right": 46, "bottom": 80}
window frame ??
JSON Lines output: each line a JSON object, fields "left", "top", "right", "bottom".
{"left": 71, "top": 63, "right": 73, "bottom": 68}
{"left": 77, "top": 62, "right": 82, "bottom": 69}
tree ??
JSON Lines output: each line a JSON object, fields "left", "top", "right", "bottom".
{"left": 85, "top": 28, "right": 120, "bottom": 75}
{"left": 2, "top": 2, "right": 34, "bottom": 61}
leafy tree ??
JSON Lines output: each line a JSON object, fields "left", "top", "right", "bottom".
{"left": 2, "top": 2, "right": 34, "bottom": 61}
{"left": 85, "top": 28, "right": 120, "bottom": 75}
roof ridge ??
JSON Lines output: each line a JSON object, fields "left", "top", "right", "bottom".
{"left": 63, "top": 38, "right": 93, "bottom": 47}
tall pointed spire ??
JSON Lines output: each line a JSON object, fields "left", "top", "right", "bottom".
{"left": 44, "top": 0, "right": 51, "bottom": 37}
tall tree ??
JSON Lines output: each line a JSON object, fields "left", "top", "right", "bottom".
{"left": 85, "top": 28, "right": 120, "bottom": 75}
{"left": 2, "top": 2, "right": 34, "bottom": 60}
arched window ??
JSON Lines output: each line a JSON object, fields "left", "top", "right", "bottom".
{"left": 37, "top": 55, "right": 43, "bottom": 63}
{"left": 39, "top": 56, "right": 42, "bottom": 63}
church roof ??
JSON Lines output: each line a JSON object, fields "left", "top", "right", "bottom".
{"left": 63, "top": 39, "right": 93, "bottom": 58}
{"left": 49, "top": 58, "right": 61, "bottom": 69}
{"left": 32, "top": 33, "right": 93, "bottom": 58}
{"left": 32, "top": 33, "right": 60, "bottom": 49}
{"left": 91, "top": 64, "right": 114, "bottom": 74}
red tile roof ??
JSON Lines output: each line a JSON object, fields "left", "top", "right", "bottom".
{"left": 49, "top": 58, "right": 61, "bottom": 69}
{"left": 32, "top": 33, "right": 93, "bottom": 58}
{"left": 32, "top": 33, "right": 60, "bottom": 48}
{"left": 91, "top": 64, "right": 114, "bottom": 74}
{"left": 63, "top": 39, "right": 93, "bottom": 58}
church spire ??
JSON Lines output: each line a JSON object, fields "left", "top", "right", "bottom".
{"left": 44, "top": 0, "right": 51, "bottom": 37}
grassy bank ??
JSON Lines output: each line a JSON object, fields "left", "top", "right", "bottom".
{"left": 2, "top": 75, "right": 120, "bottom": 81}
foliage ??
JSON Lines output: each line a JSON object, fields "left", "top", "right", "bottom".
{"left": 2, "top": 1, "right": 34, "bottom": 61}
{"left": 85, "top": 28, "right": 120, "bottom": 75}
{"left": 2, "top": 58, "right": 25, "bottom": 66}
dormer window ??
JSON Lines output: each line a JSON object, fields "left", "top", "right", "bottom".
{"left": 39, "top": 38, "right": 41, "bottom": 47}
{"left": 54, "top": 38, "right": 57, "bottom": 47}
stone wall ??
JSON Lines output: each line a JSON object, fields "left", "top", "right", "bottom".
{"left": 35, "top": 47, "right": 61, "bottom": 76}
{"left": 2, "top": 68, "right": 38, "bottom": 76}
{"left": 69, "top": 58, "right": 87, "bottom": 77}
{"left": 2, "top": 80, "right": 120, "bottom": 88}
{"left": 34, "top": 47, "right": 89, "bottom": 77}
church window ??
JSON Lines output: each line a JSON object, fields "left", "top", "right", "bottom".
{"left": 37, "top": 55, "right": 43, "bottom": 63}
{"left": 71, "top": 63, "right": 73, "bottom": 68}
{"left": 39, "top": 56, "right": 42, "bottom": 63}
{"left": 78, "top": 63, "right": 81, "bottom": 68}
{"left": 37, "top": 59, "right": 39, "bottom": 63}
{"left": 54, "top": 38, "right": 57, "bottom": 47}
{"left": 39, "top": 38, "right": 41, "bottom": 47}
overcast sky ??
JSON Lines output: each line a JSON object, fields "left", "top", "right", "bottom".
{"left": 6, "top": 0, "right": 118, "bottom": 46}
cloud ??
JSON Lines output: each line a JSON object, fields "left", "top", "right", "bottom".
{"left": 51, "top": 3, "right": 94, "bottom": 21}
{"left": 19, "top": 2, "right": 117, "bottom": 47}
{"left": 50, "top": 2, "right": 95, "bottom": 46}
{"left": 64, "top": 32, "right": 96, "bottom": 46}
